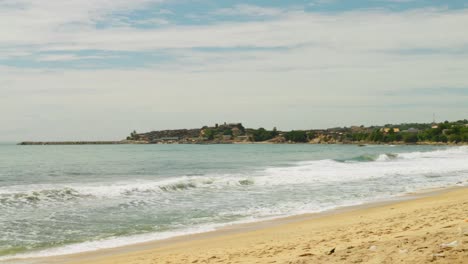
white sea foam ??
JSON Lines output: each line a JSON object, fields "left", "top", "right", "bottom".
{"left": 0, "top": 193, "right": 393, "bottom": 263}
{"left": 0, "top": 225, "right": 218, "bottom": 262}
{"left": 258, "top": 147, "right": 468, "bottom": 186}
{"left": 1, "top": 147, "right": 467, "bottom": 204}
{"left": 1, "top": 146, "right": 467, "bottom": 262}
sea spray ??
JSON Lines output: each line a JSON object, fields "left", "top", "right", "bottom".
{"left": 0, "top": 144, "right": 467, "bottom": 261}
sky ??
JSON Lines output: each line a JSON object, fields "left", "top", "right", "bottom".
{"left": 1, "top": 0, "right": 468, "bottom": 141}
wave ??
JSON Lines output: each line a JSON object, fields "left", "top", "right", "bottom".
{"left": 0, "top": 188, "right": 90, "bottom": 208}
{"left": 0, "top": 194, "right": 391, "bottom": 262}
{"left": 397, "top": 147, "right": 468, "bottom": 160}
{"left": 336, "top": 153, "right": 398, "bottom": 162}
{"left": 0, "top": 176, "right": 257, "bottom": 208}
{"left": 1, "top": 146, "right": 467, "bottom": 261}
{"left": 1, "top": 146, "right": 467, "bottom": 208}
{"left": 258, "top": 146, "right": 468, "bottom": 185}
{"left": 338, "top": 146, "right": 468, "bottom": 163}
{"left": 0, "top": 224, "right": 223, "bottom": 261}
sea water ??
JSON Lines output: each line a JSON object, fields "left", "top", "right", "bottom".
{"left": 0, "top": 143, "right": 467, "bottom": 261}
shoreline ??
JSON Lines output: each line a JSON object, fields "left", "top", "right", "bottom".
{"left": 6, "top": 185, "right": 467, "bottom": 264}
{"left": 17, "top": 141, "right": 468, "bottom": 146}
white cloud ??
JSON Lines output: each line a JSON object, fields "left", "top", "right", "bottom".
{"left": 213, "top": 4, "right": 286, "bottom": 17}
{"left": 2, "top": 39, "right": 467, "bottom": 140}
{"left": 1, "top": 3, "right": 468, "bottom": 140}
{"left": 309, "top": 0, "right": 338, "bottom": 6}
{"left": 36, "top": 54, "right": 111, "bottom": 62}
{"left": 384, "top": 0, "right": 416, "bottom": 3}
{"left": 1, "top": 6, "right": 468, "bottom": 55}
{"left": 0, "top": 49, "right": 31, "bottom": 59}
{"left": 0, "top": 0, "right": 165, "bottom": 45}
{"left": 135, "top": 18, "right": 171, "bottom": 26}
{"left": 158, "top": 9, "right": 173, "bottom": 15}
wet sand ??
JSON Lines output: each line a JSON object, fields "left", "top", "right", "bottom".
{"left": 16, "top": 186, "right": 466, "bottom": 264}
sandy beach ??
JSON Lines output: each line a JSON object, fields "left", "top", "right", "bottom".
{"left": 25, "top": 187, "right": 465, "bottom": 264}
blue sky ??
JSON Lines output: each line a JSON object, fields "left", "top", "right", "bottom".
{"left": 1, "top": 0, "right": 467, "bottom": 140}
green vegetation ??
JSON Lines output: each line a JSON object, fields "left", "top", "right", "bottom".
{"left": 351, "top": 120, "right": 468, "bottom": 144}
{"left": 223, "top": 129, "right": 233, "bottom": 136}
{"left": 125, "top": 120, "right": 467, "bottom": 145}
{"left": 204, "top": 129, "right": 215, "bottom": 140}
{"left": 127, "top": 130, "right": 140, "bottom": 140}
{"left": 365, "top": 129, "right": 403, "bottom": 143}
{"left": 384, "top": 123, "right": 431, "bottom": 131}
{"left": 284, "top": 130, "right": 308, "bottom": 142}
{"left": 251, "top": 128, "right": 278, "bottom": 142}
{"left": 402, "top": 133, "right": 418, "bottom": 143}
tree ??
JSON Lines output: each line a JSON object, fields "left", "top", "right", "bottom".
{"left": 368, "top": 130, "right": 384, "bottom": 142}
{"left": 402, "top": 133, "right": 418, "bottom": 143}
{"left": 284, "top": 130, "right": 308, "bottom": 142}
{"left": 272, "top": 127, "right": 279, "bottom": 137}
{"left": 307, "top": 131, "right": 317, "bottom": 139}
{"left": 252, "top": 128, "right": 276, "bottom": 142}
{"left": 449, "top": 134, "right": 462, "bottom": 143}
{"left": 395, "top": 133, "right": 403, "bottom": 141}
{"left": 204, "top": 129, "right": 215, "bottom": 140}
{"left": 384, "top": 133, "right": 396, "bottom": 142}
{"left": 129, "top": 130, "right": 140, "bottom": 140}
{"left": 439, "top": 135, "right": 448, "bottom": 143}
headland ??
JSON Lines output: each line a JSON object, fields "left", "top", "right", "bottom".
{"left": 19, "top": 119, "right": 468, "bottom": 145}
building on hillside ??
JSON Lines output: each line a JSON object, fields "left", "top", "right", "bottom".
{"left": 228, "top": 123, "right": 242, "bottom": 127}
{"left": 380, "top": 127, "right": 400, "bottom": 134}
{"left": 404, "top": 128, "right": 419, "bottom": 133}
{"left": 236, "top": 136, "right": 250, "bottom": 141}
{"left": 380, "top": 128, "right": 389, "bottom": 133}
{"left": 350, "top": 126, "right": 366, "bottom": 133}
{"left": 152, "top": 137, "right": 180, "bottom": 143}
{"left": 162, "top": 137, "right": 179, "bottom": 140}
{"left": 231, "top": 127, "right": 241, "bottom": 136}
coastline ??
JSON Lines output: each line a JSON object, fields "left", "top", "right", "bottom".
{"left": 17, "top": 140, "right": 468, "bottom": 146}
{"left": 9, "top": 185, "right": 468, "bottom": 264}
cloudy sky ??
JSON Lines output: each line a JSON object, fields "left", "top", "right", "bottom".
{"left": 1, "top": 0, "right": 468, "bottom": 141}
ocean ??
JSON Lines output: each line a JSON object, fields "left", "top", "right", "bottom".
{"left": 0, "top": 143, "right": 467, "bottom": 262}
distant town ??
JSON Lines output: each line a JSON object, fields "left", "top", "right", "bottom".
{"left": 19, "top": 119, "right": 468, "bottom": 145}
{"left": 122, "top": 119, "right": 468, "bottom": 145}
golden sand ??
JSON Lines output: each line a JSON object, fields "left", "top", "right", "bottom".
{"left": 37, "top": 187, "right": 468, "bottom": 264}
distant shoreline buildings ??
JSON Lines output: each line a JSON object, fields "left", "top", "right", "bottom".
{"left": 19, "top": 119, "right": 468, "bottom": 145}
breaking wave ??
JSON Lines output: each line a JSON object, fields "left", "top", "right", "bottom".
{"left": 0, "top": 188, "right": 88, "bottom": 208}
{"left": 2, "top": 146, "right": 467, "bottom": 209}
{"left": 1, "top": 146, "right": 467, "bottom": 262}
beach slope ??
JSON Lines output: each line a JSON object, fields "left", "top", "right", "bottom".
{"left": 58, "top": 188, "right": 468, "bottom": 264}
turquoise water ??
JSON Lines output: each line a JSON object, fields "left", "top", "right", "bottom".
{"left": 1, "top": 143, "right": 467, "bottom": 261}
